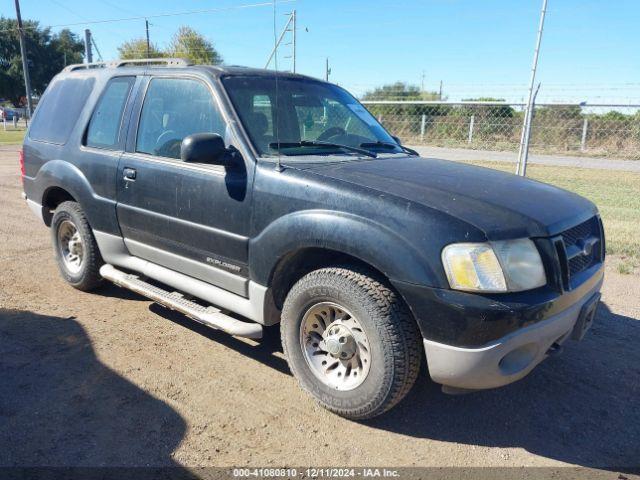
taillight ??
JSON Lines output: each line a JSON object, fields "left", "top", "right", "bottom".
{"left": 19, "top": 149, "right": 25, "bottom": 177}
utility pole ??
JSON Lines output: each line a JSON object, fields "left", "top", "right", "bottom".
{"left": 84, "top": 29, "right": 93, "bottom": 64}
{"left": 145, "top": 19, "right": 150, "bottom": 58}
{"left": 14, "top": 0, "right": 33, "bottom": 119}
{"left": 439, "top": 80, "right": 443, "bottom": 100}
{"left": 325, "top": 57, "right": 331, "bottom": 81}
{"left": 516, "top": 0, "right": 548, "bottom": 177}
{"left": 264, "top": 11, "right": 295, "bottom": 70}
{"left": 421, "top": 71, "right": 425, "bottom": 93}
{"left": 291, "top": 10, "right": 296, "bottom": 73}
{"left": 91, "top": 36, "right": 103, "bottom": 62}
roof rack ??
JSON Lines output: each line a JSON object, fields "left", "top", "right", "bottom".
{"left": 63, "top": 61, "right": 108, "bottom": 72}
{"left": 63, "top": 58, "right": 192, "bottom": 73}
{"left": 112, "top": 58, "right": 193, "bottom": 68}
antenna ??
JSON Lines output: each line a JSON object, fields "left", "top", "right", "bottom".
{"left": 272, "top": 1, "right": 282, "bottom": 172}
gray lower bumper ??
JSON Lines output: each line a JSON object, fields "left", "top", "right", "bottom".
{"left": 424, "top": 279, "right": 603, "bottom": 391}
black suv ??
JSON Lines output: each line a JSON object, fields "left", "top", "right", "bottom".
{"left": 21, "top": 59, "right": 605, "bottom": 419}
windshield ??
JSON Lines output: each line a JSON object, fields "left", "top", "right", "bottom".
{"left": 222, "top": 75, "right": 402, "bottom": 158}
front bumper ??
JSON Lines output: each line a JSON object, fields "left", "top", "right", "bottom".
{"left": 422, "top": 273, "right": 603, "bottom": 390}
{"left": 394, "top": 263, "right": 604, "bottom": 347}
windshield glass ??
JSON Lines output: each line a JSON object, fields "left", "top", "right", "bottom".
{"left": 222, "top": 75, "right": 401, "bottom": 158}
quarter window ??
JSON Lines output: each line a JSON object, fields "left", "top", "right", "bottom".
{"left": 136, "top": 78, "right": 224, "bottom": 159}
{"left": 29, "top": 77, "right": 95, "bottom": 145}
{"left": 85, "top": 77, "right": 135, "bottom": 149}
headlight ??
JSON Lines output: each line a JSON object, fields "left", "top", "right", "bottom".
{"left": 442, "top": 239, "right": 546, "bottom": 293}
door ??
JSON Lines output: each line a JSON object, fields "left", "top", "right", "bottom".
{"left": 77, "top": 75, "right": 139, "bottom": 235}
{"left": 116, "top": 75, "right": 252, "bottom": 297}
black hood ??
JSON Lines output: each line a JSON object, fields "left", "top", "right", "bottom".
{"left": 294, "top": 156, "right": 597, "bottom": 239}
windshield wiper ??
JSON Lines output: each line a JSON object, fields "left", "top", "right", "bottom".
{"left": 360, "top": 141, "right": 420, "bottom": 156}
{"left": 269, "top": 140, "right": 377, "bottom": 158}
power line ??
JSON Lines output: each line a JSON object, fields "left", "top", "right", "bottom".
{"left": 0, "top": 0, "right": 295, "bottom": 34}
{"left": 47, "top": 0, "right": 129, "bottom": 41}
{"left": 96, "top": 0, "right": 140, "bottom": 18}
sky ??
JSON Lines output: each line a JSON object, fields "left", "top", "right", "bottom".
{"left": 2, "top": 0, "right": 639, "bottom": 103}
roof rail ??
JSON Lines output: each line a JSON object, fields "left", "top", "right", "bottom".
{"left": 62, "top": 58, "right": 192, "bottom": 73}
{"left": 62, "top": 62, "right": 108, "bottom": 72}
{"left": 112, "top": 58, "right": 193, "bottom": 68}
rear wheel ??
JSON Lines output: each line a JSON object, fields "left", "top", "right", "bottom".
{"left": 281, "top": 266, "right": 423, "bottom": 419}
{"left": 51, "top": 201, "right": 104, "bottom": 291}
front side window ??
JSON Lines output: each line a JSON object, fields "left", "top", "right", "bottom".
{"left": 222, "top": 76, "right": 400, "bottom": 158}
{"left": 86, "top": 76, "right": 135, "bottom": 149}
{"left": 136, "top": 77, "right": 225, "bottom": 159}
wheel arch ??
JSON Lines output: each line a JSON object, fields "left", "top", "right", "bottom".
{"left": 31, "top": 159, "right": 120, "bottom": 234}
{"left": 251, "top": 210, "right": 441, "bottom": 290}
{"left": 268, "top": 246, "right": 391, "bottom": 311}
{"left": 41, "top": 186, "right": 77, "bottom": 226}
{"left": 251, "top": 210, "right": 445, "bottom": 326}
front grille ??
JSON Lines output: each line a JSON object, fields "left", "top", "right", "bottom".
{"left": 562, "top": 218, "right": 598, "bottom": 247}
{"left": 569, "top": 252, "right": 594, "bottom": 275}
{"left": 555, "top": 216, "right": 604, "bottom": 289}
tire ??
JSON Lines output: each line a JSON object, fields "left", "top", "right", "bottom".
{"left": 51, "top": 201, "right": 104, "bottom": 291}
{"left": 281, "top": 266, "right": 423, "bottom": 419}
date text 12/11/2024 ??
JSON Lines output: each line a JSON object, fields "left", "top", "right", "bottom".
{"left": 232, "top": 468, "right": 400, "bottom": 478}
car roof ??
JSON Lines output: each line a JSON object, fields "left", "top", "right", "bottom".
{"left": 59, "top": 59, "right": 324, "bottom": 84}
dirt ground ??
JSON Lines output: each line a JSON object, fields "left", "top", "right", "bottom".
{"left": 1, "top": 146, "right": 638, "bottom": 472}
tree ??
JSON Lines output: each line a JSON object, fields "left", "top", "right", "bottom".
{"left": 361, "top": 82, "right": 449, "bottom": 131}
{"left": 117, "top": 38, "right": 163, "bottom": 60}
{"left": 116, "top": 26, "right": 223, "bottom": 65}
{"left": 166, "top": 26, "right": 222, "bottom": 65}
{"left": 52, "top": 29, "right": 86, "bottom": 66}
{"left": 362, "top": 82, "right": 440, "bottom": 101}
{"left": 461, "top": 97, "right": 515, "bottom": 119}
{"left": 0, "top": 17, "right": 84, "bottom": 107}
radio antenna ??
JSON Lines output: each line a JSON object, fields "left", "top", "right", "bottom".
{"left": 272, "top": 1, "right": 282, "bottom": 172}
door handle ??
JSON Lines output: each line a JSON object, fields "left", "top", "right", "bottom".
{"left": 123, "top": 167, "right": 137, "bottom": 181}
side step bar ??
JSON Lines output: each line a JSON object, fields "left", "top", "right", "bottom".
{"left": 100, "top": 264, "right": 263, "bottom": 339}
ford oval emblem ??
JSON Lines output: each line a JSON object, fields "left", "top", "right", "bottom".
{"left": 576, "top": 238, "right": 596, "bottom": 256}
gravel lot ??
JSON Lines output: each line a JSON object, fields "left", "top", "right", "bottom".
{"left": 1, "top": 146, "right": 638, "bottom": 472}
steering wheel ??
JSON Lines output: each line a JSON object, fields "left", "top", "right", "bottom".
{"left": 317, "top": 126, "right": 346, "bottom": 142}
{"left": 155, "top": 130, "right": 177, "bottom": 151}
{"left": 156, "top": 138, "right": 181, "bottom": 158}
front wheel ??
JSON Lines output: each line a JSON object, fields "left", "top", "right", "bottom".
{"left": 51, "top": 201, "right": 104, "bottom": 291}
{"left": 281, "top": 266, "right": 423, "bottom": 419}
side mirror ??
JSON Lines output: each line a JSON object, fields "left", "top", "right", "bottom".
{"left": 392, "top": 135, "right": 402, "bottom": 145}
{"left": 181, "top": 133, "right": 228, "bottom": 165}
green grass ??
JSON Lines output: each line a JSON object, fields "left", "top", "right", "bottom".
{"left": 0, "top": 128, "right": 26, "bottom": 145}
{"left": 464, "top": 160, "right": 640, "bottom": 273}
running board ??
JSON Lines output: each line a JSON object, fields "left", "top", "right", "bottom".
{"left": 100, "top": 264, "right": 263, "bottom": 339}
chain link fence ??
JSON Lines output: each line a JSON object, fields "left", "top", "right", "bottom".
{"left": 360, "top": 100, "right": 640, "bottom": 159}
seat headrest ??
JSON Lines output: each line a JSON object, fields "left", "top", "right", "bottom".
{"left": 249, "top": 112, "right": 269, "bottom": 136}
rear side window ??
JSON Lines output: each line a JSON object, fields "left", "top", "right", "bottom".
{"left": 136, "top": 77, "right": 225, "bottom": 159}
{"left": 85, "top": 77, "right": 135, "bottom": 150}
{"left": 29, "top": 76, "right": 95, "bottom": 145}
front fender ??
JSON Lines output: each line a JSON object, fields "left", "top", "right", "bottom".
{"left": 26, "top": 159, "right": 120, "bottom": 234}
{"left": 249, "top": 209, "right": 445, "bottom": 288}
